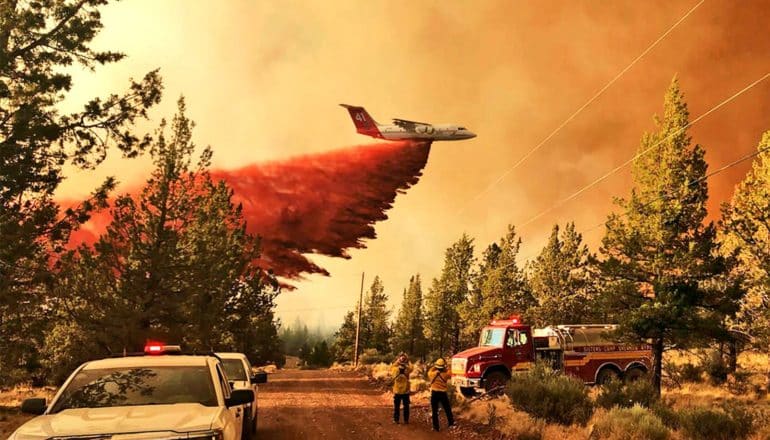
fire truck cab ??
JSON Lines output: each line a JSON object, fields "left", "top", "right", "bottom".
{"left": 451, "top": 316, "right": 652, "bottom": 396}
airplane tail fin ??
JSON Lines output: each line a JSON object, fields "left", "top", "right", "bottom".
{"left": 340, "top": 104, "right": 383, "bottom": 138}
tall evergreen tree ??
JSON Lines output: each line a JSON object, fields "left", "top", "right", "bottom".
{"left": 720, "top": 131, "right": 770, "bottom": 348}
{"left": 462, "top": 226, "right": 532, "bottom": 343}
{"left": 459, "top": 243, "right": 501, "bottom": 347}
{"left": 333, "top": 311, "right": 357, "bottom": 362}
{"left": 361, "top": 276, "right": 391, "bottom": 354}
{"left": 425, "top": 234, "right": 475, "bottom": 356}
{"left": 529, "top": 223, "right": 595, "bottom": 326}
{"left": 391, "top": 274, "right": 427, "bottom": 358}
{"left": 0, "top": 0, "right": 162, "bottom": 384}
{"left": 49, "top": 99, "right": 280, "bottom": 359}
{"left": 598, "top": 78, "right": 741, "bottom": 394}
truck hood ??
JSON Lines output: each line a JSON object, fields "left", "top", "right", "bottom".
{"left": 454, "top": 346, "right": 502, "bottom": 361}
{"left": 12, "top": 403, "right": 219, "bottom": 439}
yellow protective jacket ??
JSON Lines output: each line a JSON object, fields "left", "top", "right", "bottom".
{"left": 390, "top": 362, "right": 412, "bottom": 394}
{"left": 428, "top": 367, "right": 451, "bottom": 392}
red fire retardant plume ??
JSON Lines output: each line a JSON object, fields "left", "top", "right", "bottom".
{"left": 66, "top": 141, "right": 431, "bottom": 281}
{"left": 212, "top": 141, "right": 431, "bottom": 279}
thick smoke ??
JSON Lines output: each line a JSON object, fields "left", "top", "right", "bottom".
{"left": 67, "top": 141, "right": 432, "bottom": 280}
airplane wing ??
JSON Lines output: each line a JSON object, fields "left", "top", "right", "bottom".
{"left": 392, "top": 118, "right": 432, "bottom": 129}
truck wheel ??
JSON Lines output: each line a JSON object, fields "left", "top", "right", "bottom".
{"left": 596, "top": 367, "right": 620, "bottom": 385}
{"left": 484, "top": 371, "right": 509, "bottom": 394}
{"left": 624, "top": 367, "right": 647, "bottom": 383}
{"left": 241, "top": 408, "right": 252, "bottom": 440}
{"left": 459, "top": 387, "right": 477, "bottom": 398}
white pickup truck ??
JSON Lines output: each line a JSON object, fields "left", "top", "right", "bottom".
{"left": 9, "top": 344, "right": 254, "bottom": 440}
{"left": 217, "top": 352, "right": 267, "bottom": 440}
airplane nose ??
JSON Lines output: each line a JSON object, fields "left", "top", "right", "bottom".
{"left": 466, "top": 131, "right": 477, "bottom": 139}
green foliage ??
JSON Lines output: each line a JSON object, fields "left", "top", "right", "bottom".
{"left": 720, "top": 131, "right": 770, "bottom": 348}
{"left": 703, "top": 351, "right": 729, "bottom": 385}
{"left": 332, "top": 311, "right": 357, "bottom": 362}
{"left": 360, "top": 276, "right": 391, "bottom": 354}
{"left": 0, "top": 0, "right": 162, "bottom": 386}
{"left": 591, "top": 405, "right": 671, "bottom": 440}
{"left": 596, "top": 379, "right": 658, "bottom": 409}
{"left": 425, "top": 234, "right": 475, "bottom": 356}
{"left": 45, "top": 100, "right": 281, "bottom": 368}
{"left": 649, "top": 401, "right": 680, "bottom": 430}
{"left": 678, "top": 402, "right": 755, "bottom": 440}
{"left": 302, "top": 340, "right": 333, "bottom": 368}
{"left": 598, "top": 78, "right": 742, "bottom": 394}
{"left": 281, "top": 318, "right": 332, "bottom": 358}
{"left": 506, "top": 362, "right": 594, "bottom": 426}
{"left": 391, "top": 274, "right": 427, "bottom": 359}
{"left": 665, "top": 361, "right": 703, "bottom": 385}
{"left": 359, "top": 348, "right": 390, "bottom": 365}
{"left": 529, "top": 223, "right": 597, "bottom": 326}
{"left": 459, "top": 226, "right": 532, "bottom": 347}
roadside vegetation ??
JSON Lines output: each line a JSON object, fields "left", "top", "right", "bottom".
{"left": 332, "top": 78, "right": 770, "bottom": 439}
{"left": 0, "top": 0, "right": 282, "bottom": 389}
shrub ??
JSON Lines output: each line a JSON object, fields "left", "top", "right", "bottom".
{"left": 703, "top": 352, "right": 730, "bottom": 385}
{"left": 678, "top": 402, "right": 755, "bottom": 440}
{"left": 649, "top": 401, "right": 680, "bottom": 430}
{"left": 590, "top": 405, "right": 671, "bottom": 440}
{"left": 506, "top": 362, "right": 594, "bottom": 425}
{"left": 359, "top": 349, "right": 391, "bottom": 365}
{"left": 596, "top": 379, "right": 658, "bottom": 409}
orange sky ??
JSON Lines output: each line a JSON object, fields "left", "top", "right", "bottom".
{"left": 57, "top": 0, "right": 770, "bottom": 330}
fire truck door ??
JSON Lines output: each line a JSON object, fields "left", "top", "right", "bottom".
{"left": 506, "top": 329, "right": 534, "bottom": 364}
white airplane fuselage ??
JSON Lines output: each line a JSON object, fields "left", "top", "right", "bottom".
{"left": 340, "top": 104, "right": 476, "bottom": 142}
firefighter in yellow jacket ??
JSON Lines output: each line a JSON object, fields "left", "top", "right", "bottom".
{"left": 390, "top": 353, "right": 412, "bottom": 424}
{"left": 428, "top": 357, "right": 455, "bottom": 431}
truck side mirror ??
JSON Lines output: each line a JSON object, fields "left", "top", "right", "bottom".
{"left": 251, "top": 371, "right": 267, "bottom": 384}
{"left": 21, "top": 398, "right": 47, "bottom": 415}
{"left": 225, "top": 389, "right": 254, "bottom": 408}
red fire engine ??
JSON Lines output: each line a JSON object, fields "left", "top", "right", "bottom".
{"left": 451, "top": 316, "right": 652, "bottom": 396}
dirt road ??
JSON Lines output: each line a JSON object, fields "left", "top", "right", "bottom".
{"left": 258, "top": 369, "right": 485, "bottom": 440}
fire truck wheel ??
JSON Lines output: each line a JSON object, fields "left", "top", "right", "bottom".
{"left": 596, "top": 367, "right": 621, "bottom": 385}
{"left": 484, "top": 371, "right": 509, "bottom": 394}
{"left": 459, "top": 387, "right": 477, "bottom": 398}
{"left": 624, "top": 367, "right": 647, "bottom": 383}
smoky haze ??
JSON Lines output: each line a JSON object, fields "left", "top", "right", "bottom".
{"left": 56, "top": 0, "right": 770, "bottom": 326}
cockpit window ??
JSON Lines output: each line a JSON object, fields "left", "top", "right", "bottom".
{"left": 458, "top": 127, "right": 466, "bottom": 130}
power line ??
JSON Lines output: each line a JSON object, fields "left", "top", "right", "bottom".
{"left": 456, "top": 0, "right": 706, "bottom": 215}
{"left": 516, "top": 142, "right": 770, "bottom": 265}
{"left": 517, "top": 71, "right": 770, "bottom": 230}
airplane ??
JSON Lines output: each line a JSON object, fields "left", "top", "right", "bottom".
{"left": 340, "top": 104, "right": 476, "bottom": 142}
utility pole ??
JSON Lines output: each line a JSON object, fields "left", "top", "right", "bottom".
{"left": 353, "top": 272, "right": 365, "bottom": 368}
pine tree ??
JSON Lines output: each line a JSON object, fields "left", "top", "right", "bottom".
{"left": 391, "top": 275, "right": 427, "bottom": 358}
{"left": 425, "top": 234, "right": 475, "bottom": 356}
{"left": 599, "top": 78, "right": 741, "bottom": 394}
{"left": 0, "top": 0, "right": 162, "bottom": 384}
{"left": 361, "top": 276, "right": 391, "bottom": 354}
{"left": 49, "top": 98, "right": 280, "bottom": 358}
{"left": 529, "top": 223, "right": 595, "bottom": 326}
{"left": 720, "top": 131, "right": 770, "bottom": 348}
{"left": 459, "top": 243, "right": 502, "bottom": 347}
{"left": 333, "top": 311, "right": 357, "bottom": 362}
{"left": 461, "top": 226, "right": 532, "bottom": 344}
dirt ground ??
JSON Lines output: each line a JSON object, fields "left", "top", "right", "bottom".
{"left": 258, "top": 369, "right": 490, "bottom": 439}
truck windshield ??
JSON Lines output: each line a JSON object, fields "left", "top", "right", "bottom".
{"left": 479, "top": 328, "right": 505, "bottom": 347}
{"left": 49, "top": 366, "right": 217, "bottom": 413}
{"left": 221, "top": 359, "right": 247, "bottom": 381}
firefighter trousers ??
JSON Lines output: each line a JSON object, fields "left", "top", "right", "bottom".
{"left": 430, "top": 390, "right": 454, "bottom": 431}
{"left": 393, "top": 393, "right": 410, "bottom": 423}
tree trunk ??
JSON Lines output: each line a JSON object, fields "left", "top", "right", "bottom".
{"left": 727, "top": 339, "right": 738, "bottom": 373}
{"left": 652, "top": 337, "right": 664, "bottom": 396}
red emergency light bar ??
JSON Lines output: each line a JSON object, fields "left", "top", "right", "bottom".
{"left": 490, "top": 315, "right": 524, "bottom": 326}
{"left": 143, "top": 343, "right": 182, "bottom": 355}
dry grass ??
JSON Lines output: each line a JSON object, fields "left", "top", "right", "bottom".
{"left": 0, "top": 386, "right": 56, "bottom": 437}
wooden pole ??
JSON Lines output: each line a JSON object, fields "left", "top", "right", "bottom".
{"left": 353, "top": 272, "right": 365, "bottom": 368}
